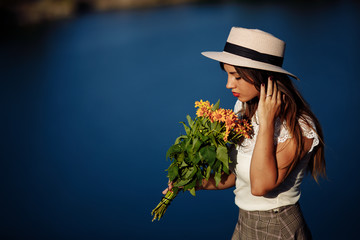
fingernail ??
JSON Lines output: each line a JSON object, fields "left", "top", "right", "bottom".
{"left": 261, "top": 83, "right": 264, "bottom": 86}
{"left": 269, "top": 76, "right": 274, "bottom": 80}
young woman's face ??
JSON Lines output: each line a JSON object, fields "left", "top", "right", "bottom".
{"left": 224, "top": 64, "right": 260, "bottom": 102}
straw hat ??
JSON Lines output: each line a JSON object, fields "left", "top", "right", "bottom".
{"left": 201, "top": 27, "right": 298, "bottom": 79}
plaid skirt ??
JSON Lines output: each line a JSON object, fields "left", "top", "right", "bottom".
{"left": 231, "top": 202, "right": 312, "bottom": 240}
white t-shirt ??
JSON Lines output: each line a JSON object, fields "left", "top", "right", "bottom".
{"left": 229, "top": 100, "right": 319, "bottom": 211}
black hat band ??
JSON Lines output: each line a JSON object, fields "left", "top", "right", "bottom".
{"left": 223, "top": 42, "right": 284, "bottom": 67}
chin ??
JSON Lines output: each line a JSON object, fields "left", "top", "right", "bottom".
{"left": 238, "top": 97, "right": 248, "bottom": 102}
{"left": 238, "top": 96, "right": 257, "bottom": 102}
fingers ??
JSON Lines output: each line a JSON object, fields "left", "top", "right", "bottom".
{"left": 162, "top": 181, "right": 173, "bottom": 195}
{"left": 272, "top": 79, "right": 277, "bottom": 102}
{"left": 267, "top": 77, "right": 273, "bottom": 98}
{"left": 167, "top": 180, "right": 173, "bottom": 190}
{"left": 260, "top": 82, "right": 266, "bottom": 101}
{"left": 258, "top": 77, "right": 283, "bottom": 123}
{"left": 266, "top": 76, "right": 281, "bottom": 104}
{"left": 277, "top": 88, "right": 281, "bottom": 103}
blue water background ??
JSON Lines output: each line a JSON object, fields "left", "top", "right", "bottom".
{"left": 1, "top": 1, "right": 360, "bottom": 239}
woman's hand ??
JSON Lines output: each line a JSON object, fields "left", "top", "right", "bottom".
{"left": 257, "top": 77, "right": 282, "bottom": 127}
{"left": 162, "top": 173, "right": 236, "bottom": 194}
{"left": 162, "top": 180, "right": 174, "bottom": 195}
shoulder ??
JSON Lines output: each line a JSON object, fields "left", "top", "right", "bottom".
{"left": 298, "top": 115, "right": 317, "bottom": 136}
{"left": 298, "top": 115, "right": 320, "bottom": 152}
{"left": 276, "top": 115, "right": 319, "bottom": 153}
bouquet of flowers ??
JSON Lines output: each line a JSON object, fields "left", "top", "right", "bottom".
{"left": 151, "top": 100, "right": 252, "bottom": 221}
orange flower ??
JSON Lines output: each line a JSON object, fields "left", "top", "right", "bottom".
{"left": 195, "top": 100, "right": 212, "bottom": 110}
{"left": 233, "top": 119, "right": 252, "bottom": 139}
{"left": 194, "top": 100, "right": 253, "bottom": 142}
{"left": 223, "top": 128, "right": 230, "bottom": 142}
{"left": 195, "top": 100, "right": 215, "bottom": 119}
{"left": 225, "top": 115, "right": 236, "bottom": 129}
{"left": 212, "top": 109, "right": 226, "bottom": 122}
{"left": 196, "top": 106, "right": 210, "bottom": 117}
{"left": 194, "top": 100, "right": 204, "bottom": 108}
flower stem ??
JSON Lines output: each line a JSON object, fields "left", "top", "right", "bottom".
{"left": 151, "top": 187, "right": 179, "bottom": 221}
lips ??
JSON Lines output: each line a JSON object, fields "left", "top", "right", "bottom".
{"left": 232, "top": 92, "right": 240, "bottom": 97}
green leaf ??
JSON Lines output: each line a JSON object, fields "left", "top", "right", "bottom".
{"left": 193, "top": 153, "right": 201, "bottom": 165}
{"left": 222, "top": 163, "right": 229, "bottom": 175}
{"left": 189, "top": 187, "right": 196, "bottom": 196}
{"left": 175, "top": 135, "right": 187, "bottom": 145}
{"left": 180, "top": 158, "right": 188, "bottom": 167}
{"left": 196, "top": 169, "right": 203, "bottom": 183}
{"left": 166, "top": 144, "right": 182, "bottom": 159}
{"left": 174, "top": 178, "right": 192, "bottom": 187}
{"left": 192, "top": 137, "right": 202, "bottom": 152}
{"left": 182, "top": 166, "right": 197, "bottom": 179}
{"left": 198, "top": 133, "right": 209, "bottom": 143}
{"left": 212, "top": 99, "right": 220, "bottom": 111}
{"left": 183, "top": 178, "right": 197, "bottom": 191}
{"left": 205, "top": 165, "right": 211, "bottom": 180}
{"left": 210, "top": 121, "right": 216, "bottom": 130}
{"left": 167, "top": 163, "right": 179, "bottom": 181}
{"left": 215, "top": 122, "right": 222, "bottom": 132}
{"left": 185, "top": 140, "right": 193, "bottom": 156}
{"left": 214, "top": 170, "right": 221, "bottom": 186}
{"left": 209, "top": 135, "right": 218, "bottom": 147}
{"left": 179, "top": 151, "right": 185, "bottom": 160}
{"left": 194, "top": 118, "right": 201, "bottom": 130}
{"left": 180, "top": 121, "right": 190, "bottom": 135}
{"left": 186, "top": 115, "right": 194, "bottom": 128}
{"left": 199, "top": 145, "right": 216, "bottom": 167}
{"left": 183, "top": 137, "right": 191, "bottom": 152}
{"left": 212, "top": 160, "right": 221, "bottom": 172}
{"left": 216, "top": 145, "right": 229, "bottom": 170}
{"left": 201, "top": 117, "right": 208, "bottom": 126}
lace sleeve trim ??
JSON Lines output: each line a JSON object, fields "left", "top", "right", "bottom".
{"left": 275, "top": 117, "right": 319, "bottom": 153}
{"left": 300, "top": 118, "right": 319, "bottom": 152}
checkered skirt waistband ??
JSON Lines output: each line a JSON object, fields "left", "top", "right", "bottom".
{"left": 231, "top": 202, "right": 312, "bottom": 240}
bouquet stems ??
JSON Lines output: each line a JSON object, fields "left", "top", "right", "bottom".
{"left": 150, "top": 100, "right": 253, "bottom": 221}
{"left": 151, "top": 187, "right": 179, "bottom": 221}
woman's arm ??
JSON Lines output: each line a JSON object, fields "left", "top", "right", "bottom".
{"left": 250, "top": 132, "right": 313, "bottom": 196}
{"left": 162, "top": 173, "right": 236, "bottom": 195}
{"left": 250, "top": 125, "right": 295, "bottom": 196}
{"left": 198, "top": 172, "right": 236, "bottom": 190}
{"left": 250, "top": 77, "right": 281, "bottom": 196}
{"left": 250, "top": 77, "right": 312, "bottom": 196}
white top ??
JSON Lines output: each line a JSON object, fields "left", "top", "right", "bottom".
{"left": 229, "top": 100, "right": 319, "bottom": 211}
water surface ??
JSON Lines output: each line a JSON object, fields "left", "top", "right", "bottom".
{"left": 1, "top": 1, "right": 360, "bottom": 239}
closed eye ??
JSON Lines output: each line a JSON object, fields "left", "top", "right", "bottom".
{"left": 226, "top": 71, "right": 241, "bottom": 80}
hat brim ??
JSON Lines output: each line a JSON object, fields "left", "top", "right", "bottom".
{"left": 201, "top": 51, "right": 299, "bottom": 80}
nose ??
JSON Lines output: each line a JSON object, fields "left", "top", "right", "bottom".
{"left": 226, "top": 75, "right": 235, "bottom": 89}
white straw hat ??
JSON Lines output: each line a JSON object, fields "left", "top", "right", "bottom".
{"left": 201, "top": 27, "right": 298, "bottom": 80}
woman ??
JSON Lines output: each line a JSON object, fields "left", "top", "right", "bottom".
{"left": 164, "top": 27, "right": 325, "bottom": 239}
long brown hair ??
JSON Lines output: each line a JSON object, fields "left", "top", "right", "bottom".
{"left": 221, "top": 63, "right": 326, "bottom": 182}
